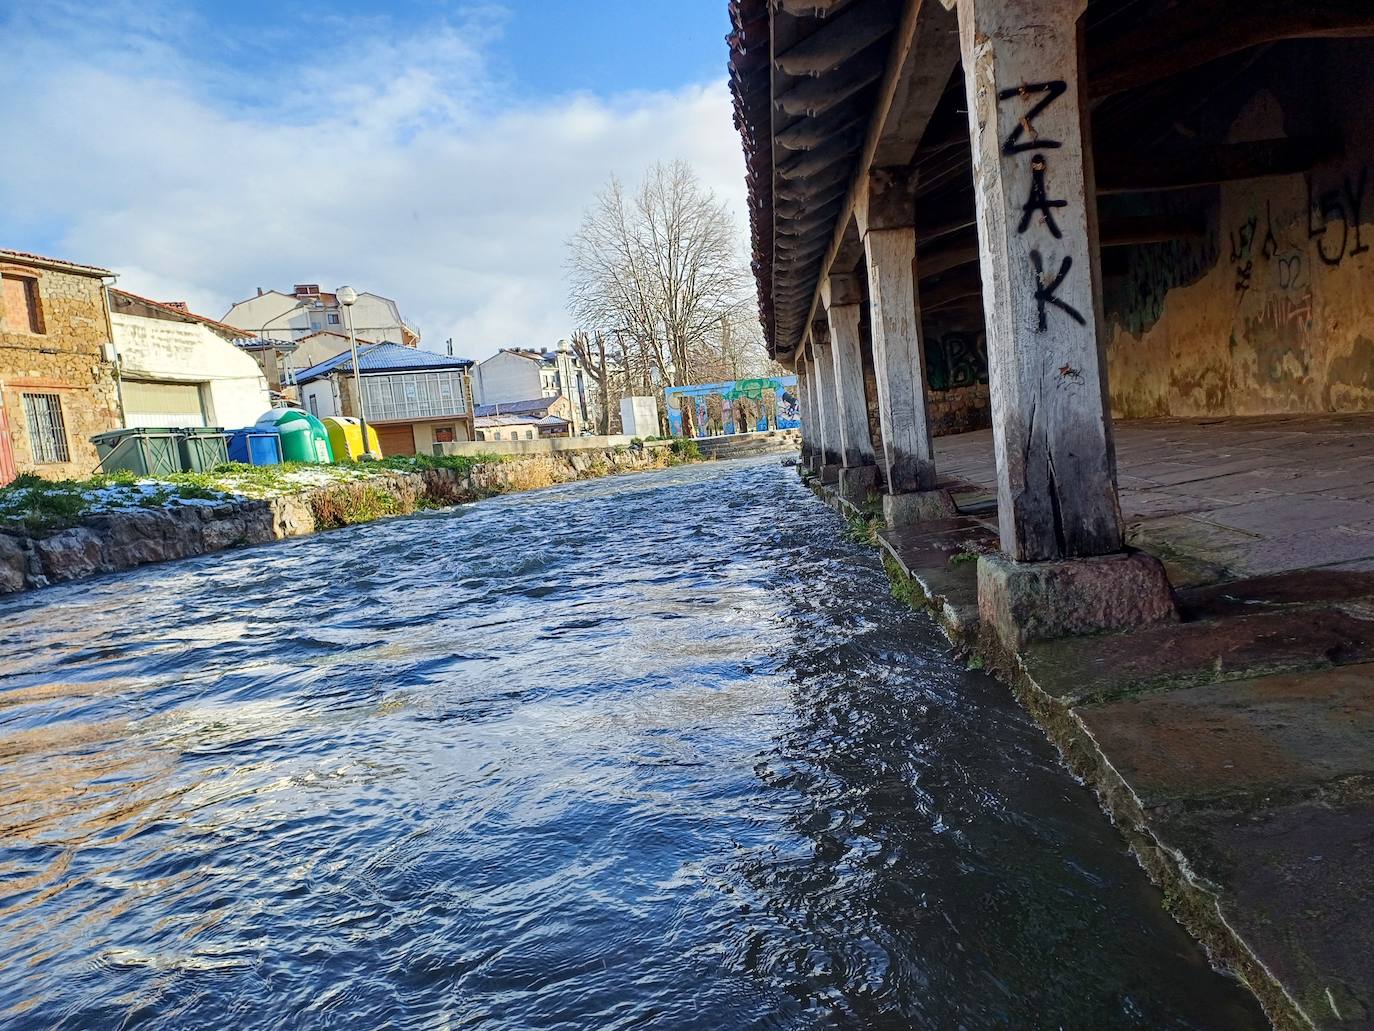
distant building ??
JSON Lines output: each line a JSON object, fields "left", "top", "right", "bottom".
{"left": 474, "top": 414, "right": 572, "bottom": 442}
{"left": 472, "top": 341, "right": 589, "bottom": 433}
{"left": 222, "top": 284, "right": 419, "bottom": 349}
{"left": 108, "top": 289, "right": 270, "bottom": 430}
{"left": 294, "top": 342, "right": 475, "bottom": 456}
{"left": 0, "top": 249, "right": 122, "bottom": 483}
{"left": 473, "top": 396, "right": 574, "bottom": 440}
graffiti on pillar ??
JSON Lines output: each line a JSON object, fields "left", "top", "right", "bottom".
{"left": 925, "top": 332, "right": 989, "bottom": 392}
{"left": 997, "top": 80, "right": 1082, "bottom": 333}
{"left": 1019, "top": 154, "right": 1067, "bottom": 237}
{"left": 664, "top": 376, "right": 799, "bottom": 438}
{"left": 997, "top": 81, "right": 1067, "bottom": 154}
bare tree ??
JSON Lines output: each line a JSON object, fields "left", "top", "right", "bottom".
{"left": 566, "top": 161, "right": 754, "bottom": 420}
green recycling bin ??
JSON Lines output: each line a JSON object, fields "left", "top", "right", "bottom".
{"left": 177, "top": 428, "right": 230, "bottom": 472}
{"left": 91, "top": 428, "right": 183, "bottom": 476}
{"left": 254, "top": 409, "right": 334, "bottom": 464}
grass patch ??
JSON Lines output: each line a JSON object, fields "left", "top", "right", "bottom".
{"left": 667, "top": 439, "right": 701, "bottom": 464}
{"left": 0, "top": 474, "right": 94, "bottom": 534}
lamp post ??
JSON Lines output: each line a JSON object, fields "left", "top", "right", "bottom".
{"left": 259, "top": 300, "right": 321, "bottom": 396}
{"left": 337, "top": 286, "right": 373, "bottom": 458}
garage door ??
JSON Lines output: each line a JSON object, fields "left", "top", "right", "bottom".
{"left": 122, "top": 380, "right": 206, "bottom": 428}
{"left": 376, "top": 423, "right": 416, "bottom": 456}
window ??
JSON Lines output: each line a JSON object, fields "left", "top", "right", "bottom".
{"left": 493, "top": 431, "right": 502, "bottom": 440}
{"left": 1, "top": 274, "right": 43, "bottom": 334}
{"left": 525, "top": 429, "right": 533, "bottom": 439}
{"left": 23, "top": 393, "right": 69, "bottom": 463}
{"left": 476, "top": 431, "right": 486, "bottom": 441}
{"left": 434, "top": 426, "right": 455, "bottom": 444}
{"left": 308, "top": 394, "right": 319, "bottom": 416}
{"left": 361, "top": 371, "right": 469, "bottom": 421}
{"left": 327, "top": 312, "right": 341, "bottom": 325}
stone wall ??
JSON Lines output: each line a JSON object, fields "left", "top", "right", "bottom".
{"left": 1104, "top": 42, "right": 1374, "bottom": 419}
{"left": 0, "top": 256, "right": 121, "bottom": 478}
{"left": 0, "top": 447, "right": 665, "bottom": 595}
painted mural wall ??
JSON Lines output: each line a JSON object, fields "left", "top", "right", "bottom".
{"left": 1103, "top": 43, "right": 1374, "bottom": 419}
{"left": 665, "top": 376, "right": 800, "bottom": 438}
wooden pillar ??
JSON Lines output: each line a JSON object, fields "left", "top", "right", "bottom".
{"left": 821, "top": 275, "right": 877, "bottom": 470}
{"left": 809, "top": 333, "right": 843, "bottom": 481}
{"left": 955, "top": 0, "right": 1123, "bottom": 561}
{"left": 796, "top": 358, "right": 814, "bottom": 462}
{"left": 859, "top": 169, "right": 938, "bottom": 495}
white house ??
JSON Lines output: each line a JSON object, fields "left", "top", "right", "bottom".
{"left": 108, "top": 289, "right": 271, "bottom": 429}
{"left": 473, "top": 341, "right": 589, "bottom": 434}
{"left": 222, "top": 284, "right": 419, "bottom": 348}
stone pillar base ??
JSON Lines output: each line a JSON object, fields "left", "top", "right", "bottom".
{"left": 977, "top": 551, "right": 1177, "bottom": 653}
{"left": 820, "top": 463, "right": 841, "bottom": 485}
{"left": 883, "top": 489, "right": 957, "bottom": 528}
{"left": 838, "top": 465, "right": 878, "bottom": 503}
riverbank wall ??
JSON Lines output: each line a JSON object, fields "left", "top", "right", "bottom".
{"left": 0, "top": 446, "right": 670, "bottom": 596}
{"left": 803, "top": 468, "right": 1366, "bottom": 1031}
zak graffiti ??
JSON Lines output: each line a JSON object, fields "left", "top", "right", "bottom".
{"left": 997, "top": 80, "right": 1085, "bottom": 331}
{"left": 664, "top": 376, "right": 800, "bottom": 439}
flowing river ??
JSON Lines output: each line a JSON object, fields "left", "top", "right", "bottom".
{"left": 0, "top": 457, "right": 1265, "bottom": 1029}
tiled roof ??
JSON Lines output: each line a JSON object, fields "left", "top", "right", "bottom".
{"left": 109, "top": 288, "right": 250, "bottom": 339}
{"left": 294, "top": 342, "right": 473, "bottom": 383}
{"left": 0, "top": 248, "right": 112, "bottom": 277}
{"left": 476, "top": 414, "right": 571, "bottom": 428}
{"left": 474, "top": 396, "right": 558, "bottom": 418}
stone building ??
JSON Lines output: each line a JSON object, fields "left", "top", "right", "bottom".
{"left": 0, "top": 250, "right": 121, "bottom": 483}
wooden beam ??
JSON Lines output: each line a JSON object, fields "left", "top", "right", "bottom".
{"left": 1090, "top": 0, "right": 1374, "bottom": 98}
{"left": 776, "top": 131, "right": 864, "bottom": 180}
{"left": 775, "top": 0, "right": 894, "bottom": 77}
{"left": 776, "top": 103, "right": 866, "bottom": 151}
{"left": 790, "top": 0, "right": 958, "bottom": 352}
{"left": 1096, "top": 135, "right": 1342, "bottom": 193}
{"left": 917, "top": 214, "right": 1208, "bottom": 279}
{"left": 775, "top": 60, "right": 883, "bottom": 117}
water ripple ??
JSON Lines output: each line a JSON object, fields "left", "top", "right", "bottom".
{"left": 0, "top": 458, "right": 1264, "bottom": 1029}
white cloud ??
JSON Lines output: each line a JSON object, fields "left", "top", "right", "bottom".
{"left": 0, "top": 3, "right": 747, "bottom": 360}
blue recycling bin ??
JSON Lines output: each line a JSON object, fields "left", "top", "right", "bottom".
{"left": 227, "top": 429, "right": 284, "bottom": 466}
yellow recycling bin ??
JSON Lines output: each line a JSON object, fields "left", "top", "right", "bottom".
{"left": 322, "top": 417, "right": 381, "bottom": 461}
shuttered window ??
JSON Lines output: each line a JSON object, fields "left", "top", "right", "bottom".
{"left": 121, "top": 380, "right": 206, "bottom": 428}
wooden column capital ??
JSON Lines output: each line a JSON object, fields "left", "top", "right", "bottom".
{"left": 856, "top": 167, "right": 919, "bottom": 236}
{"left": 821, "top": 273, "right": 863, "bottom": 310}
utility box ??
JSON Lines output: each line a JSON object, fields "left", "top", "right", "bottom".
{"left": 620, "top": 396, "right": 660, "bottom": 438}
{"left": 91, "top": 428, "right": 183, "bottom": 476}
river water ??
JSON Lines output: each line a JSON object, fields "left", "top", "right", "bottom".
{"left": 0, "top": 457, "right": 1264, "bottom": 1030}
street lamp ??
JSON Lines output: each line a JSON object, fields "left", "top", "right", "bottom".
{"left": 260, "top": 300, "right": 321, "bottom": 396}
{"left": 337, "top": 286, "right": 374, "bottom": 458}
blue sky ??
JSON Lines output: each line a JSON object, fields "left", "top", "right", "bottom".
{"left": 0, "top": 1, "right": 745, "bottom": 358}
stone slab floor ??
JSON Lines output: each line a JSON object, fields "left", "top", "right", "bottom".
{"left": 872, "top": 415, "right": 1374, "bottom": 1029}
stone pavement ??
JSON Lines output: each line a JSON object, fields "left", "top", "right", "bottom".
{"left": 935, "top": 413, "right": 1374, "bottom": 582}
{"left": 864, "top": 415, "right": 1374, "bottom": 1030}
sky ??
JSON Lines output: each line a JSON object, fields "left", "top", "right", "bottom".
{"left": 0, "top": 0, "right": 746, "bottom": 360}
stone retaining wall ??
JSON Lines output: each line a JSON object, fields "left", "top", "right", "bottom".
{"left": 0, "top": 447, "right": 664, "bottom": 596}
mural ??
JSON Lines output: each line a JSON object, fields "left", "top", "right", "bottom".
{"left": 664, "top": 375, "right": 800, "bottom": 438}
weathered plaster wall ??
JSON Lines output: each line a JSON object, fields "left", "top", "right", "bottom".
{"left": 111, "top": 312, "right": 271, "bottom": 428}
{"left": 1104, "top": 44, "right": 1374, "bottom": 419}
{"left": 0, "top": 260, "right": 121, "bottom": 478}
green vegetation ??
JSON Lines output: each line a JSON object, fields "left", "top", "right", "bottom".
{"left": 843, "top": 512, "right": 879, "bottom": 546}
{"left": 0, "top": 474, "right": 96, "bottom": 534}
{"left": 667, "top": 439, "right": 701, "bottom": 464}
